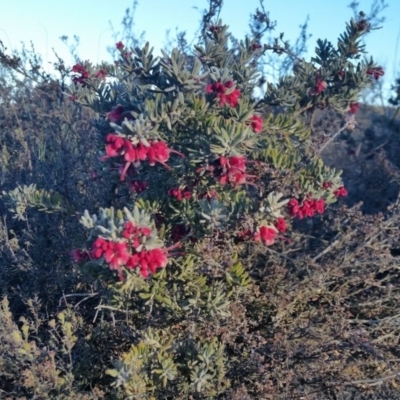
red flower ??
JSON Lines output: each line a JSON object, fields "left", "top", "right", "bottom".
{"left": 228, "top": 156, "right": 246, "bottom": 170}
{"left": 126, "top": 248, "right": 169, "bottom": 278}
{"left": 105, "top": 134, "right": 125, "bottom": 157}
{"left": 251, "top": 43, "right": 262, "bottom": 51}
{"left": 69, "top": 95, "right": 77, "bottom": 102}
{"left": 334, "top": 186, "right": 348, "bottom": 198}
{"left": 349, "top": 102, "right": 359, "bottom": 114}
{"left": 288, "top": 197, "right": 326, "bottom": 219}
{"left": 71, "top": 64, "right": 90, "bottom": 85}
{"left": 71, "top": 249, "right": 89, "bottom": 263}
{"left": 226, "top": 89, "right": 241, "bottom": 107}
{"left": 168, "top": 187, "right": 192, "bottom": 201}
{"left": 215, "top": 155, "right": 256, "bottom": 186}
{"left": 248, "top": 115, "right": 263, "bottom": 133}
{"left": 147, "top": 140, "right": 184, "bottom": 167}
{"left": 206, "top": 80, "right": 241, "bottom": 107}
{"left": 275, "top": 217, "right": 287, "bottom": 233}
{"left": 116, "top": 41, "right": 124, "bottom": 50}
{"left": 72, "top": 64, "right": 87, "bottom": 74}
{"left": 106, "top": 105, "right": 125, "bottom": 123}
{"left": 314, "top": 78, "right": 327, "bottom": 94}
{"left": 104, "top": 242, "right": 130, "bottom": 269}
{"left": 255, "top": 226, "right": 277, "bottom": 246}
{"left": 322, "top": 181, "right": 333, "bottom": 189}
{"left": 209, "top": 25, "right": 222, "bottom": 33}
{"left": 129, "top": 180, "right": 148, "bottom": 193}
{"left": 366, "top": 66, "right": 384, "bottom": 80}
{"left": 314, "top": 198, "right": 325, "bottom": 214}
{"left": 288, "top": 198, "right": 299, "bottom": 207}
{"left": 95, "top": 69, "right": 107, "bottom": 80}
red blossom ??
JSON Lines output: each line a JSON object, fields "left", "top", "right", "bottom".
{"left": 366, "top": 66, "right": 384, "bottom": 80}
{"left": 104, "top": 134, "right": 125, "bottom": 157}
{"left": 314, "top": 198, "right": 325, "bottom": 214}
{"left": 71, "top": 249, "right": 89, "bottom": 263}
{"left": 288, "top": 197, "right": 325, "bottom": 219}
{"left": 129, "top": 180, "right": 148, "bottom": 193}
{"left": 314, "top": 78, "right": 328, "bottom": 94}
{"left": 95, "top": 69, "right": 107, "bottom": 80}
{"left": 206, "top": 80, "right": 241, "bottom": 107}
{"left": 238, "top": 229, "right": 252, "bottom": 239}
{"left": 69, "top": 95, "right": 77, "bottom": 102}
{"left": 102, "top": 135, "right": 184, "bottom": 181}
{"left": 248, "top": 115, "right": 263, "bottom": 133}
{"left": 106, "top": 105, "right": 125, "bottom": 123}
{"left": 71, "top": 63, "right": 90, "bottom": 85}
{"left": 215, "top": 155, "right": 256, "bottom": 186}
{"left": 251, "top": 42, "right": 262, "bottom": 51}
{"left": 209, "top": 25, "right": 222, "bottom": 33}
{"left": 349, "top": 102, "right": 359, "bottom": 114}
{"left": 275, "top": 217, "right": 287, "bottom": 233}
{"left": 72, "top": 64, "right": 87, "bottom": 74}
{"left": 104, "top": 242, "right": 130, "bottom": 269}
{"left": 334, "top": 186, "right": 348, "bottom": 198}
{"left": 126, "top": 248, "right": 168, "bottom": 278}
{"left": 322, "top": 181, "right": 333, "bottom": 189}
{"left": 168, "top": 187, "right": 192, "bottom": 201}
{"left": 254, "top": 226, "right": 277, "bottom": 246}
{"left": 116, "top": 41, "right": 124, "bottom": 50}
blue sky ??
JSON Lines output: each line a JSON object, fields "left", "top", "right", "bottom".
{"left": 1, "top": 0, "right": 399, "bottom": 98}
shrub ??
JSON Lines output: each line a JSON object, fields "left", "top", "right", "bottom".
{"left": 1, "top": 4, "right": 400, "bottom": 399}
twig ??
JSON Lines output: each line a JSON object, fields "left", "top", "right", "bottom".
{"left": 312, "top": 238, "right": 340, "bottom": 262}
{"left": 328, "top": 373, "right": 399, "bottom": 386}
{"left": 318, "top": 122, "right": 350, "bottom": 154}
{"left": 59, "top": 292, "right": 99, "bottom": 307}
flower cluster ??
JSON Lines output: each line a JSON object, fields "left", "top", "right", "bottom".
{"left": 333, "top": 186, "right": 348, "bottom": 197}
{"left": 367, "top": 66, "right": 384, "bottom": 80}
{"left": 288, "top": 197, "right": 325, "bottom": 219}
{"left": 254, "top": 225, "right": 278, "bottom": 246}
{"left": 95, "top": 69, "right": 107, "bottom": 80}
{"left": 107, "top": 105, "right": 124, "bottom": 122}
{"left": 248, "top": 115, "right": 263, "bottom": 133}
{"left": 274, "top": 217, "right": 287, "bottom": 233}
{"left": 251, "top": 42, "right": 262, "bottom": 51}
{"left": 71, "top": 64, "right": 89, "bottom": 85}
{"left": 206, "top": 80, "right": 241, "bottom": 107}
{"left": 168, "top": 187, "right": 192, "bottom": 201}
{"left": 91, "top": 238, "right": 130, "bottom": 280}
{"left": 310, "top": 76, "right": 327, "bottom": 95}
{"left": 103, "top": 134, "right": 184, "bottom": 180}
{"left": 209, "top": 25, "right": 222, "bottom": 33}
{"left": 71, "top": 249, "right": 90, "bottom": 263}
{"left": 349, "top": 102, "right": 359, "bottom": 114}
{"left": 90, "top": 221, "right": 169, "bottom": 279}
{"left": 216, "top": 156, "right": 255, "bottom": 186}
{"left": 129, "top": 180, "right": 149, "bottom": 193}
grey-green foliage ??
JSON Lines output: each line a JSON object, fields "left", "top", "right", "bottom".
{"left": 1, "top": 184, "right": 74, "bottom": 220}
